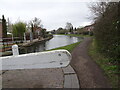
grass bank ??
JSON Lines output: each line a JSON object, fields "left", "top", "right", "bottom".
{"left": 53, "top": 34, "right": 91, "bottom": 37}
{"left": 47, "top": 34, "right": 84, "bottom": 52}
{"left": 88, "top": 39, "right": 118, "bottom": 88}
{"left": 49, "top": 41, "right": 81, "bottom": 52}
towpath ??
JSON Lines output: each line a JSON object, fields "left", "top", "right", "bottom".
{"left": 70, "top": 37, "right": 111, "bottom": 88}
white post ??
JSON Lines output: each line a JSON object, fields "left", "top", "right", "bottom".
{"left": 24, "top": 33, "right": 26, "bottom": 42}
{"left": 12, "top": 44, "right": 19, "bottom": 56}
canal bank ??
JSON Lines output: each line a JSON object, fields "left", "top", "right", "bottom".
{"left": 1, "top": 35, "right": 83, "bottom": 56}
{"left": 21, "top": 36, "right": 53, "bottom": 47}
{"left": 1, "top": 35, "right": 85, "bottom": 88}
{"left": 49, "top": 41, "right": 81, "bottom": 52}
{"left": 19, "top": 35, "right": 82, "bottom": 54}
{"left": 1, "top": 35, "right": 53, "bottom": 56}
{"left": 47, "top": 34, "right": 90, "bottom": 52}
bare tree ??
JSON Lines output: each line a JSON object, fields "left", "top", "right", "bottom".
{"left": 7, "top": 18, "right": 13, "bottom": 33}
{"left": 29, "top": 17, "right": 43, "bottom": 28}
{"left": 88, "top": 1, "right": 108, "bottom": 20}
{"left": 65, "top": 22, "right": 73, "bottom": 30}
{"left": 27, "top": 17, "right": 43, "bottom": 38}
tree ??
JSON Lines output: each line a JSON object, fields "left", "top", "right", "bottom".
{"left": 77, "top": 27, "right": 84, "bottom": 34}
{"left": 88, "top": 1, "right": 108, "bottom": 20}
{"left": 65, "top": 22, "right": 73, "bottom": 33}
{"left": 12, "top": 22, "right": 26, "bottom": 38}
{"left": 7, "top": 18, "right": 13, "bottom": 33}
{"left": 28, "top": 17, "right": 43, "bottom": 38}
{"left": 69, "top": 26, "right": 73, "bottom": 34}
{"left": 31, "top": 23, "right": 34, "bottom": 34}
{"left": 57, "top": 27, "right": 63, "bottom": 31}
{"left": 118, "top": 1, "right": 120, "bottom": 33}
{"left": 29, "top": 17, "right": 43, "bottom": 30}
{"left": 2, "top": 15, "right": 7, "bottom": 38}
{"left": 65, "top": 22, "right": 73, "bottom": 30}
{"left": 41, "top": 28, "right": 46, "bottom": 38}
{"left": 74, "top": 27, "right": 77, "bottom": 31}
{"left": 89, "top": 2, "right": 119, "bottom": 63}
{"left": 32, "top": 17, "right": 42, "bottom": 28}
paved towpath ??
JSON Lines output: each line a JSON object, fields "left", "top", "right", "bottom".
{"left": 2, "top": 65, "right": 80, "bottom": 88}
{"left": 2, "top": 68, "right": 64, "bottom": 88}
{"left": 70, "top": 37, "right": 111, "bottom": 88}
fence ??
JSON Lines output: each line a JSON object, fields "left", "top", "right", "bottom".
{"left": 0, "top": 37, "right": 23, "bottom": 52}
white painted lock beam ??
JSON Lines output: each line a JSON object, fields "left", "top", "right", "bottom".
{"left": 0, "top": 50, "right": 71, "bottom": 70}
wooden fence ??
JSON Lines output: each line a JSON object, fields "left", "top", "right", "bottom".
{"left": 0, "top": 37, "right": 23, "bottom": 52}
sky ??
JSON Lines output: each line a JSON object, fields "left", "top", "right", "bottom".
{"left": 0, "top": 0, "right": 98, "bottom": 31}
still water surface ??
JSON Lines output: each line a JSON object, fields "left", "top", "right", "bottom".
{"left": 20, "top": 35, "right": 83, "bottom": 54}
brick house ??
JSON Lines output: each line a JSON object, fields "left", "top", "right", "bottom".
{"left": 77, "top": 24, "right": 95, "bottom": 35}
{"left": 33, "top": 27, "right": 43, "bottom": 38}
{"left": 83, "top": 24, "right": 95, "bottom": 32}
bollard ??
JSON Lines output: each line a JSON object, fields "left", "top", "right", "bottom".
{"left": 12, "top": 44, "right": 19, "bottom": 56}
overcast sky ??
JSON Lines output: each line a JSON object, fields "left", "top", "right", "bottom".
{"left": 0, "top": 0, "right": 96, "bottom": 31}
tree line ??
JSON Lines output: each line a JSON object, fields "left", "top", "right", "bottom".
{"left": 2, "top": 16, "right": 47, "bottom": 40}
{"left": 51, "top": 22, "right": 93, "bottom": 35}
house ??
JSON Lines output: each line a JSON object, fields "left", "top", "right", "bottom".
{"left": 81, "top": 24, "right": 95, "bottom": 35}
{"left": 83, "top": 24, "right": 95, "bottom": 32}
{"left": 25, "top": 26, "right": 43, "bottom": 40}
{"left": 77, "top": 24, "right": 95, "bottom": 35}
{"left": 33, "top": 27, "right": 42, "bottom": 35}
{"left": 33, "top": 27, "right": 43, "bottom": 38}
{"left": 28, "top": 26, "right": 43, "bottom": 39}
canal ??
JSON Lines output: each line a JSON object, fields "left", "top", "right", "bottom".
{"left": 20, "top": 35, "right": 83, "bottom": 54}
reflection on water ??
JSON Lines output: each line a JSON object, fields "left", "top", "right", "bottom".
{"left": 45, "top": 35, "right": 81, "bottom": 50}
{"left": 20, "top": 35, "right": 83, "bottom": 54}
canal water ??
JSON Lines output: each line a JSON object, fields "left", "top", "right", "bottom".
{"left": 20, "top": 35, "right": 83, "bottom": 54}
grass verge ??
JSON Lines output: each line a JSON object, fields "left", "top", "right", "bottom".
{"left": 53, "top": 34, "right": 91, "bottom": 37}
{"left": 88, "top": 38, "right": 118, "bottom": 88}
{"left": 48, "top": 41, "right": 81, "bottom": 52}
{"left": 47, "top": 34, "right": 83, "bottom": 52}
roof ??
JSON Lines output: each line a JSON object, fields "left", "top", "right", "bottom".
{"left": 84, "top": 24, "right": 95, "bottom": 28}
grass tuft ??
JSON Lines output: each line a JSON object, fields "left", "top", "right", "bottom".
{"left": 88, "top": 39, "right": 119, "bottom": 88}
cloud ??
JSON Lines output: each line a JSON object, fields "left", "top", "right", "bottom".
{"left": 0, "top": 1, "right": 93, "bottom": 30}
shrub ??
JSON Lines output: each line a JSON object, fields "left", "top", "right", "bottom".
{"left": 92, "top": 2, "right": 119, "bottom": 63}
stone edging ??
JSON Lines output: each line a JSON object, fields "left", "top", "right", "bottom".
{"left": 62, "top": 65, "right": 80, "bottom": 88}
